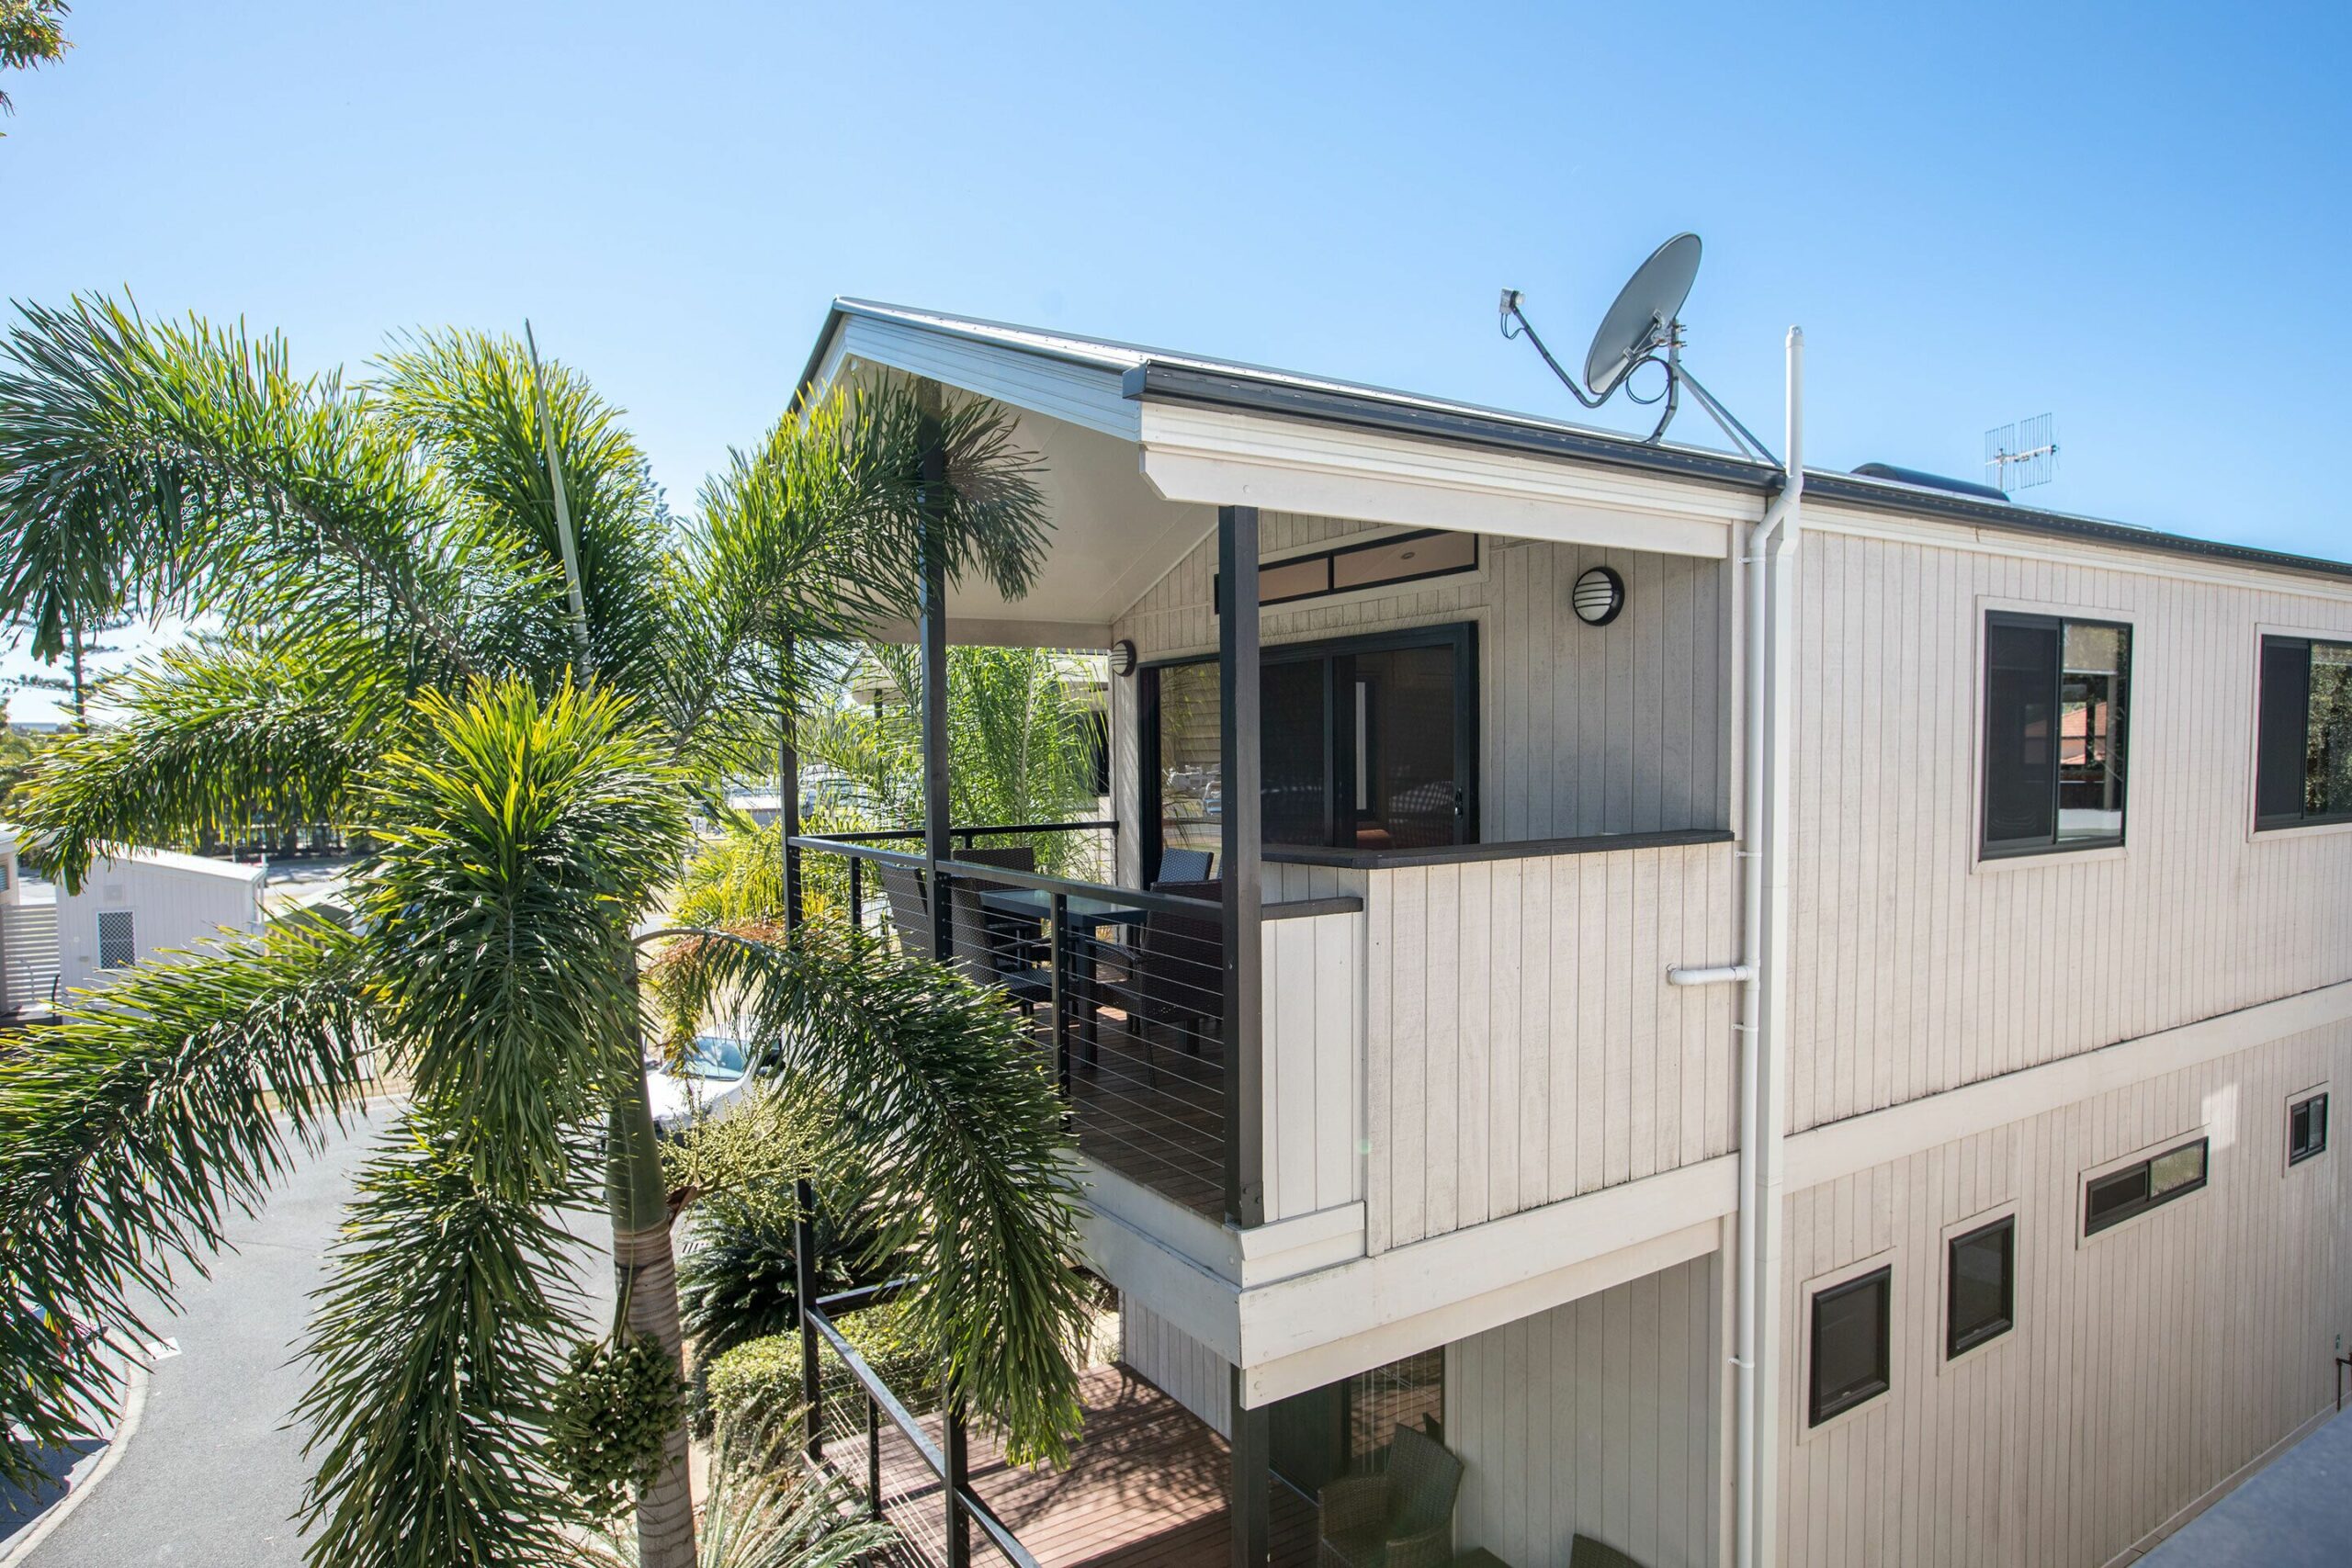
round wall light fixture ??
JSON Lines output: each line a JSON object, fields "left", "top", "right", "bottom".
{"left": 1571, "top": 566, "right": 1625, "bottom": 626}
{"left": 1110, "top": 638, "right": 1138, "bottom": 677}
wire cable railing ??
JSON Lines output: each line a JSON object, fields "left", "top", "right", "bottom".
{"left": 790, "top": 825, "right": 1232, "bottom": 1221}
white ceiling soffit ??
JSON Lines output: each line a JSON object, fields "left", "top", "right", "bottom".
{"left": 813, "top": 321, "right": 1209, "bottom": 645}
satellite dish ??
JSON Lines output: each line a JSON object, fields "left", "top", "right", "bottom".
{"left": 1584, "top": 233, "right": 1702, "bottom": 398}
{"left": 1498, "top": 231, "right": 1775, "bottom": 464}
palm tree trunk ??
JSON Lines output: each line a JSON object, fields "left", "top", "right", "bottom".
{"left": 609, "top": 1062, "right": 696, "bottom": 1568}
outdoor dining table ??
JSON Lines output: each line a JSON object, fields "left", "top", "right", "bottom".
{"left": 974, "top": 886, "right": 1145, "bottom": 1055}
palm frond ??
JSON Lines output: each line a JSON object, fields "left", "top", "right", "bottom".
{"left": 12, "top": 626, "right": 405, "bottom": 889}
{"left": 297, "top": 1108, "right": 596, "bottom": 1568}
{"left": 652, "top": 920, "right": 1089, "bottom": 1465}
{"left": 0, "top": 917, "right": 371, "bottom": 1487}
{"left": 360, "top": 676, "right": 691, "bottom": 1187}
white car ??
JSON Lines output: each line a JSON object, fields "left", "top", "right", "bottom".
{"left": 645, "top": 1033, "right": 752, "bottom": 1133}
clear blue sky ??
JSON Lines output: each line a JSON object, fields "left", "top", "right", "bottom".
{"left": 5, "top": 2, "right": 2349, "bottom": 714}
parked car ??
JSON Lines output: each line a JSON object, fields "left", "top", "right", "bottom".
{"left": 644, "top": 1033, "right": 751, "bottom": 1133}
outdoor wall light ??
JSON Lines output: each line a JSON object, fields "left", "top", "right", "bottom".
{"left": 1572, "top": 566, "right": 1625, "bottom": 626}
{"left": 1111, "top": 638, "right": 1137, "bottom": 677}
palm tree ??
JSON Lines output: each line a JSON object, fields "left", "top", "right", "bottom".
{"left": 0, "top": 298, "right": 1091, "bottom": 1568}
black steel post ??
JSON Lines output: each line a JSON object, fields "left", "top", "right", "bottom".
{"left": 1228, "top": 1364, "right": 1269, "bottom": 1567}
{"left": 1217, "top": 504, "right": 1266, "bottom": 1228}
{"left": 780, "top": 635, "right": 803, "bottom": 931}
{"left": 944, "top": 1393, "right": 972, "bottom": 1568}
{"left": 847, "top": 856, "right": 863, "bottom": 932}
{"left": 866, "top": 1394, "right": 883, "bottom": 1519}
{"left": 918, "top": 400, "right": 954, "bottom": 963}
{"left": 793, "top": 1175, "right": 821, "bottom": 1461}
{"left": 1050, "top": 890, "right": 1071, "bottom": 1108}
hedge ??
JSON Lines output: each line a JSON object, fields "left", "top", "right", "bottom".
{"left": 705, "top": 1300, "right": 941, "bottom": 1454}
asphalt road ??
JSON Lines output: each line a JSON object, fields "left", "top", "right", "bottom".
{"left": 18, "top": 1103, "right": 616, "bottom": 1568}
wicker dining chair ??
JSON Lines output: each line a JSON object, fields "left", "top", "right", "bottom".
{"left": 1317, "top": 1425, "right": 1464, "bottom": 1568}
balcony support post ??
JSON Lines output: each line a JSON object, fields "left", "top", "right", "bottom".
{"left": 1228, "top": 1364, "right": 1269, "bottom": 1567}
{"left": 918, "top": 394, "right": 954, "bottom": 962}
{"left": 1218, "top": 503, "right": 1265, "bottom": 1229}
{"left": 779, "top": 633, "right": 803, "bottom": 931}
{"left": 793, "top": 1176, "right": 821, "bottom": 1461}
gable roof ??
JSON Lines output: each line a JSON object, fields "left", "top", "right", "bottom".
{"left": 802, "top": 298, "right": 2352, "bottom": 589}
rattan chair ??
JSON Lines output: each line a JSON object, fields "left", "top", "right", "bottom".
{"left": 1316, "top": 1425, "right": 1464, "bottom": 1568}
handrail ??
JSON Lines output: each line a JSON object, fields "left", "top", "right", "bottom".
{"left": 791, "top": 835, "right": 1220, "bottom": 919}
{"left": 809, "top": 819, "right": 1117, "bottom": 844}
{"left": 804, "top": 1301, "right": 1043, "bottom": 1568}
{"left": 1264, "top": 825, "right": 1734, "bottom": 870}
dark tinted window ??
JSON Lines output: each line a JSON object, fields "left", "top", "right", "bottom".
{"left": 2290, "top": 1092, "right": 2329, "bottom": 1167}
{"left": 1946, "top": 1217, "right": 2015, "bottom": 1359}
{"left": 2084, "top": 1138, "right": 2208, "bottom": 1235}
{"left": 1983, "top": 614, "right": 2130, "bottom": 856}
{"left": 1809, "top": 1266, "right": 1892, "bottom": 1426}
{"left": 2257, "top": 637, "right": 2352, "bottom": 828}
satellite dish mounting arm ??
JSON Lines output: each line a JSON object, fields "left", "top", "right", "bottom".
{"left": 1499, "top": 290, "right": 1608, "bottom": 409}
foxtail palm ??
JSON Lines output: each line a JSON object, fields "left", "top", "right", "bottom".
{"left": 0, "top": 298, "right": 1087, "bottom": 1568}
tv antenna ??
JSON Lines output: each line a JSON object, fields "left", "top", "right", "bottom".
{"left": 1984, "top": 413, "right": 2058, "bottom": 492}
{"left": 1499, "top": 232, "right": 1777, "bottom": 464}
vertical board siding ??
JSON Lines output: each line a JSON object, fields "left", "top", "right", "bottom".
{"left": 1118, "top": 1297, "right": 1231, "bottom": 1438}
{"left": 1363, "top": 840, "right": 1739, "bottom": 1252}
{"left": 1261, "top": 909, "right": 1365, "bottom": 1223}
{"left": 1109, "top": 517, "right": 1733, "bottom": 874}
{"left": 1775, "top": 1023, "right": 2352, "bottom": 1568}
{"left": 1792, "top": 527, "right": 2352, "bottom": 1133}
{"left": 1451, "top": 1254, "right": 1722, "bottom": 1568}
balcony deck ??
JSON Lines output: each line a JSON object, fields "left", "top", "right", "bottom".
{"left": 1064, "top": 1019, "right": 1227, "bottom": 1220}
{"left": 821, "top": 1362, "right": 1316, "bottom": 1568}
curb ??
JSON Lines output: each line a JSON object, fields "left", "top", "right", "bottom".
{"left": 0, "top": 1359, "right": 150, "bottom": 1568}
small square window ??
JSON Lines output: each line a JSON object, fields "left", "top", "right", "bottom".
{"left": 1945, "top": 1217, "right": 2015, "bottom": 1359}
{"left": 2290, "top": 1092, "right": 2329, "bottom": 1167}
{"left": 96, "top": 909, "right": 136, "bottom": 971}
{"left": 1809, "top": 1266, "right": 1892, "bottom": 1427}
{"left": 1982, "top": 612, "right": 2131, "bottom": 856}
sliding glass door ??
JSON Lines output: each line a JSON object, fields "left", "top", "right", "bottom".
{"left": 1142, "top": 623, "right": 1476, "bottom": 879}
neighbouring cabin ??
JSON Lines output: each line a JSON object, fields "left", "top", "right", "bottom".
{"left": 52, "top": 845, "right": 265, "bottom": 997}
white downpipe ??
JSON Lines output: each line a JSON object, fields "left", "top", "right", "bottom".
{"left": 1680, "top": 328, "right": 1801, "bottom": 1568}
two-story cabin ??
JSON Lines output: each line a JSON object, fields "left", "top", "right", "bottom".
{"left": 783, "top": 299, "right": 2351, "bottom": 1568}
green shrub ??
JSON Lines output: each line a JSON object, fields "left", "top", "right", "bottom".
{"left": 704, "top": 1335, "right": 801, "bottom": 1457}
{"left": 704, "top": 1303, "right": 942, "bottom": 1458}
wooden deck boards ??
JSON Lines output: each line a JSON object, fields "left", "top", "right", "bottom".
{"left": 822, "top": 1363, "right": 1315, "bottom": 1567}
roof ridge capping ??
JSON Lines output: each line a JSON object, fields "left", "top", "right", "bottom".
{"left": 808, "top": 297, "right": 2352, "bottom": 588}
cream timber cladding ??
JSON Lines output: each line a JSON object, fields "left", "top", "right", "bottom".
{"left": 1108, "top": 511, "right": 1732, "bottom": 889}
{"left": 1773, "top": 1019, "right": 2350, "bottom": 1568}
{"left": 1360, "top": 841, "right": 1736, "bottom": 1253}
{"left": 1790, "top": 519, "right": 2352, "bottom": 1134}
{"left": 1449, "top": 1253, "right": 1722, "bottom": 1568}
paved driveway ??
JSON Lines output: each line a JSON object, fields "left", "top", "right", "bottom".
{"left": 17, "top": 1103, "right": 616, "bottom": 1567}
{"left": 2138, "top": 1407, "right": 2352, "bottom": 1568}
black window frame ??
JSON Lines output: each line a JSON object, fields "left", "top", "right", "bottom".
{"left": 1807, "top": 1265, "right": 1893, "bottom": 1427}
{"left": 2082, "top": 1136, "right": 2208, "bottom": 1237}
{"left": 1213, "top": 528, "right": 1479, "bottom": 611}
{"left": 1980, "top": 610, "right": 2132, "bottom": 859}
{"left": 2255, "top": 635, "right": 2352, "bottom": 829}
{"left": 1943, "top": 1215, "right": 2016, "bottom": 1359}
{"left": 2289, "top": 1091, "right": 2329, "bottom": 1167}
{"left": 1136, "top": 621, "right": 1481, "bottom": 882}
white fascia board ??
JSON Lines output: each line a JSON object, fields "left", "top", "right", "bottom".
{"left": 827, "top": 316, "right": 1139, "bottom": 443}
{"left": 1241, "top": 1220, "right": 1723, "bottom": 1407}
{"left": 1803, "top": 500, "right": 2352, "bottom": 605}
{"left": 1783, "top": 977, "right": 2352, "bottom": 1193}
{"left": 1236, "top": 1154, "right": 1738, "bottom": 1374}
{"left": 1137, "top": 401, "right": 1745, "bottom": 559}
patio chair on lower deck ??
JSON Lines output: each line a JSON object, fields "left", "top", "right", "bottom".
{"left": 1317, "top": 1424, "right": 1464, "bottom": 1568}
